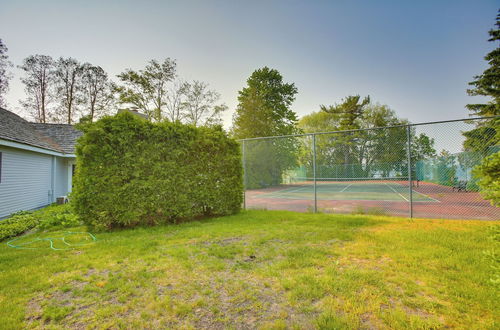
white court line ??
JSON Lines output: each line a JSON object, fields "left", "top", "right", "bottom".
{"left": 411, "top": 190, "right": 441, "bottom": 203}
{"left": 384, "top": 183, "right": 409, "bottom": 202}
{"left": 260, "top": 183, "right": 440, "bottom": 203}
{"left": 273, "top": 185, "right": 311, "bottom": 194}
{"left": 391, "top": 182, "right": 441, "bottom": 203}
{"left": 339, "top": 183, "right": 353, "bottom": 192}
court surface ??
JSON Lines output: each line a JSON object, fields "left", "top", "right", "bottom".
{"left": 258, "top": 180, "right": 438, "bottom": 202}
{"left": 246, "top": 180, "right": 500, "bottom": 220}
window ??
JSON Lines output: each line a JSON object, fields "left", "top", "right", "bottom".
{"left": 0, "top": 152, "right": 2, "bottom": 183}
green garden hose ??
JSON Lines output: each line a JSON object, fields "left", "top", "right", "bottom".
{"left": 7, "top": 231, "right": 97, "bottom": 251}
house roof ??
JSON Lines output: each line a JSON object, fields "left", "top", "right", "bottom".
{"left": 117, "top": 108, "right": 149, "bottom": 119}
{"left": 0, "top": 107, "right": 82, "bottom": 154}
{"left": 31, "top": 123, "right": 82, "bottom": 154}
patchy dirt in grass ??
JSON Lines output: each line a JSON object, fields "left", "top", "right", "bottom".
{"left": 401, "top": 305, "right": 434, "bottom": 319}
{"left": 197, "top": 236, "right": 247, "bottom": 247}
{"left": 83, "top": 268, "right": 111, "bottom": 278}
{"left": 198, "top": 276, "right": 313, "bottom": 328}
{"left": 70, "top": 280, "right": 89, "bottom": 290}
{"left": 338, "top": 255, "right": 393, "bottom": 271}
{"left": 25, "top": 298, "right": 43, "bottom": 324}
{"left": 360, "top": 311, "right": 385, "bottom": 330}
{"left": 155, "top": 270, "right": 315, "bottom": 328}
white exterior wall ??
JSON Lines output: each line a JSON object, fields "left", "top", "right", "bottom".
{"left": 54, "top": 157, "right": 69, "bottom": 198}
{"left": 0, "top": 146, "right": 74, "bottom": 218}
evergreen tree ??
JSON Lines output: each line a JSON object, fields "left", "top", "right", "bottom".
{"left": 464, "top": 10, "right": 500, "bottom": 154}
{"left": 321, "top": 95, "right": 370, "bottom": 130}
{"left": 319, "top": 96, "right": 370, "bottom": 177}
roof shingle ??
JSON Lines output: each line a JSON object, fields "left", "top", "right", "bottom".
{"left": 0, "top": 107, "right": 81, "bottom": 154}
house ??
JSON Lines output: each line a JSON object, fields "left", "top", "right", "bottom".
{"left": 0, "top": 107, "right": 82, "bottom": 218}
{"left": 117, "top": 108, "right": 149, "bottom": 119}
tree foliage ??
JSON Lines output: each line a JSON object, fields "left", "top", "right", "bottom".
{"left": 54, "top": 57, "right": 85, "bottom": 124}
{"left": 18, "top": 55, "right": 56, "bottom": 123}
{"left": 19, "top": 55, "right": 115, "bottom": 123}
{"left": 231, "top": 67, "right": 299, "bottom": 139}
{"left": 232, "top": 67, "right": 300, "bottom": 188}
{"left": 181, "top": 80, "right": 227, "bottom": 126}
{"left": 321, "top": 95, "right": 370, "bottom": 130}
{"left": 0, "top": 38, "right": 13, "bottom": 107}
{"left": 435, "top": 150, "right": 458, "bottom": 186}
{"left": 72, "top": 112, "right": 242, "bottom": 230}
{"left": 81, "top": 63, "right": 116, "bottom": 121}
{"left": 466, "top": 10, "right": 500, "bottom": 117}
{"left": 116, "top": 58, "right": 176, "bottom": 122}
{"left": 116, "top": 59, "right": 226, "bottom": 126}
{"left": 472, "top": 151, "right": 500, "bottom": 206}
{"left": 464, "top": 10, "right": 500, "bottom": 154}
{"left": 298, "top": 100, "right": 436, "bottom": 179}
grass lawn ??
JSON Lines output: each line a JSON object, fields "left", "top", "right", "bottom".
{"left": 0, "top": 210, "right": 498, "bottom": 329}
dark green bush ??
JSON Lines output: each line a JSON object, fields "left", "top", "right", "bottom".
{"left": 37, "top": 204, "right": 80, "bottom": 230}
{"left": 72, "top": 113, "right": 243, "bottom": 230}
{"left": 0, "top": 204, "right": 82, "bottom": 241}
{"left": 473, "top": 151, "right": 500, "bottom": 206}
{"left": 0, "top": 211, "right": 38, "bottom": 241}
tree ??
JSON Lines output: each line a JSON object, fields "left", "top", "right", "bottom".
{"left": 318, "top": 96, "right": 371, "bottom": 177}
{"left": 321, "top": 95, "right": 370, "bottom": 130}
{"left": 181, "top": 80, "right": 227, "bottom": 126}
{"left": 411, "top": 133, "right": 437, "bottom": 180}
{"left": 116, "top": 58, "right": 176, "bottom": 121}
{"left": 456, "top": 150, "right": 483, "bottom": 191}
{"left": 472, "top": 151, "right": 500, "bottom": 206}
{"left": 464, "top": 11, "right": 500, "bottom": 154}
{"left": 18, "top": 55, "right": 55, "bottom": 123}
{"left": 436, "top": 150, "right": 457, "bottom": 186}
{"left": 232, "top": 67, "right": 300, "bottom": 188}
{"left": 164, "top": 80, "right": 188, "bottom": 123}
{"left": 231, "top": 67, "right": 299, "bottom": 138}
{"left": 53, "top": 57, "right": 85, "bottom": 124}
{"left": 467, "top": 10, "right": 500, "bottom": 117}
{"left": 81, "top": 63, "right": 115, "bottom": 121}
{"left": 0, "top": 39, "right": 13, "bottom": 107}
{"left": 298, "top": 101, "right": 436, "bottom": 179}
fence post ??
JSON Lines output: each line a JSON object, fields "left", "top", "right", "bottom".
{"left": 242, "top": 139, "right": 246, "bottom": 210}
{"left": 312, "top": 134, "right": 317, "bottom": 213}
{"left": 406, "top": 125, "right": 413, "bottom": 218}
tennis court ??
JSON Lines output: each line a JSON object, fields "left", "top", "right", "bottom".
{"left": 242, "top": 118, "right": 499, "bottom": 220}
{"left": 258, "top": 178, "right": 438, "bottom": 202}
{"left": 246, "top": 179, "right": 500, "bottom": 219}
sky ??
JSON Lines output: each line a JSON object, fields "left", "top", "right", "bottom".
{"left": 0, "top": 0, "right": 498, "bottom": 130}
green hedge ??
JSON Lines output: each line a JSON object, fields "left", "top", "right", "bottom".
{"left": 72, "top": 113, "right": 243, "bottom": 230}
{"left": 0, "top": 211, "right": 38, "bottom": 242}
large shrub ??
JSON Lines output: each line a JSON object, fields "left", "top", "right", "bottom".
{"left": 72, "top": 113, "right": 243, "bottom": 229}
{"left": 473, "top": 151, "right": 500, "bottom": 206}
{"left": 36, "top": 204, "right": 80, "bottom": 230}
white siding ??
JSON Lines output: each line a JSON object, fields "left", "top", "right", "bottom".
{"left": 54, "top": 157, "right": 69, "bottom": 198}
{"left": 0, "top": 146, "right": 53, "bottom": 218}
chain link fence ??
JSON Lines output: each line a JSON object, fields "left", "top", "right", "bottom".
{"left": 241, "top": 117, "right": 499, "bottom": 220}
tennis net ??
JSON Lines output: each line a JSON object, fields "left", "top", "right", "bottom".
{"left": 288, "top": 177, "right": 419, "bottom": 187}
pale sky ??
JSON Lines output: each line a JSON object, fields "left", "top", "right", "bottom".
{"left": 0, "top": 0, "right": 498, "bottom": 129}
